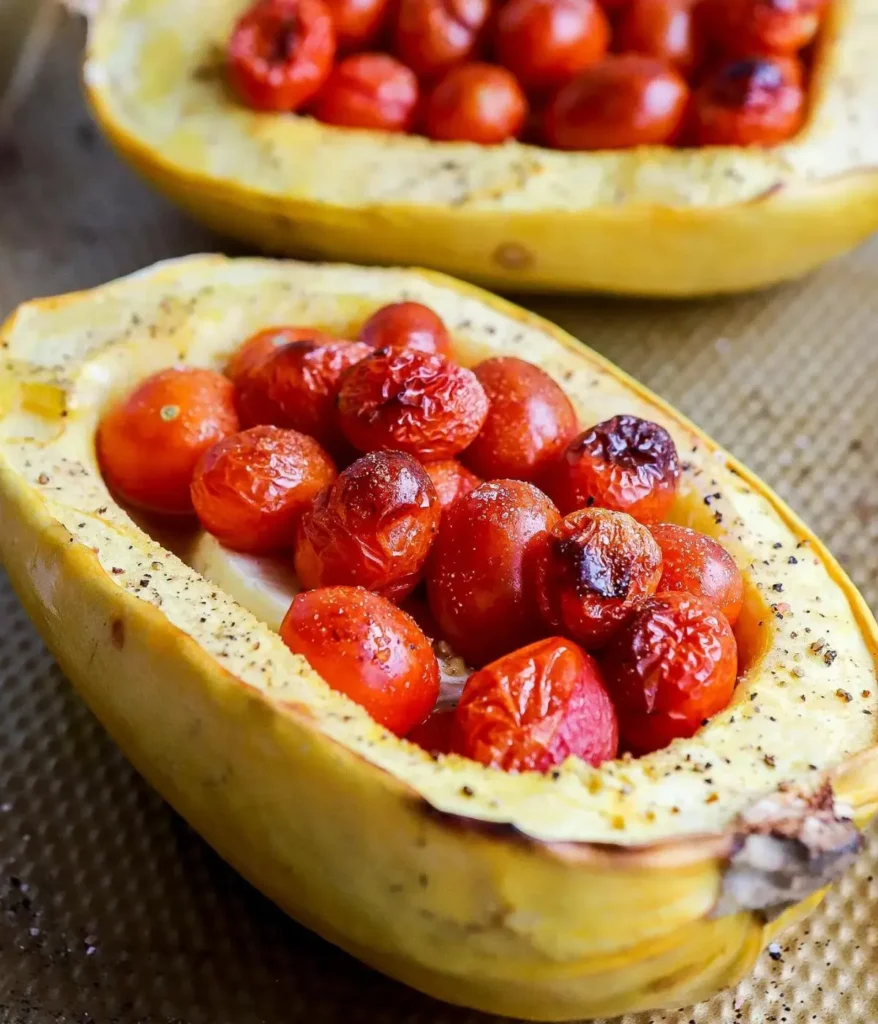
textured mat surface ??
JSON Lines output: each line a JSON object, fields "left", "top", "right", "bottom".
{"left": 1, "top": 17, "right": 878, "bottom": 1024}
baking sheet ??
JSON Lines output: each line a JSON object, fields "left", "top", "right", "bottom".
{"left": 1, "top": 16, "right": 878, "bottom": 1024}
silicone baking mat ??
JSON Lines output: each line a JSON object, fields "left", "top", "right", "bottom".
{"left": 2, "top": 16, "right": 878, "bottom": 1024}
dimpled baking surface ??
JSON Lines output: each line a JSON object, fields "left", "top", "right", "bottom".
{"left": 2, "top": 16, "right": 878, "bottom": 1024}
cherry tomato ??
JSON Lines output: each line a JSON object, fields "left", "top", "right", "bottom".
{"left": 616, "top": 0, "right": 696, "bottom": 72}
{"left": 544, "top": 55, "right": 689, "bottom": 150}
{"left": 393, "top": 0, "right": 491, "bottom": 79}
{"left": 281, "top": 586, "right": 439, "bottom": 735}
{"left": 651, "top": 523, "right": 744, "bottom": 626}
{"left": 357, "top": 302, "right": 452, "bottom": 356}
{"left": 494, "top": 0, "right": 610, "bottom": 93}
{"left": 97, "top": 368, "right": 239, "bottom": 515}
{"left": 602, "top": 591, "right": 737, "bottom": 755}
{"left": 235, "top": 339, "right": 372, "bottom": 452}
{"left": 462, "top": 357, "right": 578, "bottom": 483}
{"left": 225, "top": 326, "right": 334, "bottom": 385}
{"left": 191, "top": 425, "right": 336, "bottom": 554}
{"left": 313, "top": 53, "right": 420, "bottom": 131}
{"left": 688, "top": 56, "right": 804, "bottom": 146}
{"left": 536, "top": 508, "right": 662, "bottom": 648}
{"left": 407, "top": 707, "right": 457, "bottom": 754}
{"left": 295, "top": 451, "right": 440, "bottom": 601}
{"left": 700, "top": 0, "right": 826, "bottom": 57}
{"left": 424, "top": 460, "right": 482, "bottom": 511}
{"left": 453, "top": 637, "right": 618, "bottom": 771}
{"left": 337, "top": 348, "right": 489, "bottom": 460}
{"left": 426, "top": 480, "right": 559, "bottom": 666}
{"left": 423, "top": 63, "right": 528, "bottom": 144}
{"left": 324, "top": 0, "right": 391, "bottom": 49}
{"left": 228, "top": 0, "right": 336, "bottom": 112}
{"left": 543, "top": 414, "right": 680, "bottom": 523}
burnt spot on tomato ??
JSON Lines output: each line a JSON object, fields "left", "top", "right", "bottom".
{"left": 712, "top": 58, "right": 786, "bottom": 107}
{"left": 555, "top": 533, "right": 634, "bottom": 601}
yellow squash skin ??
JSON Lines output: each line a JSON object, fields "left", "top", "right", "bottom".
{"left": 81, "top": 0, "right": 878, "bottom": 297}
{"left": 1, "top": 256, "right": 877, "bottom": 1020}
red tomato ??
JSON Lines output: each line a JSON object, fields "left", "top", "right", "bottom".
{"left": 544, "top": 55, "right": 689, "bottom": 150}
{"left": 393, "top": 0, "right": 491, "bottom": 79}
{"left": 426, "top": 480, "right": 560, "bottom": 666}
{"left": 295, "top": 451, "right": 441, "bottom": 601}
{"left": 536, "top": 508, "right": 663, "bottom": 648}
{"left": 224, "top": 326, "right": 334, "bottom": 384}
{"left": 651, "top": 523, "right": 744, "bottom": 626}
{"left": 423, "top": 63, "right": 528, "bottom": 144}
{"left": 601, "top": 591, "right": 737, "bottom": 755}
{"left": 235, "top": 339, "right": 372, "bottom": 452}
{"left": 453, "top": 637, "right": 618, "bottom": 771}
{"left": 543, "top": 414, "right": 680, "bottom": 523}
{"left": 494, "top": 0, "right": 610, "bottom": 93}
{"left": 700, "top": 0, "right": 827, "bottom": 57}
{"left": 191, "top": 426, "right": 336, "bottom": 554}
{"left": 324, "top": 0, "right": 390, "bottom": 49}
{"left": 313, "top": 53, "right": 420, "bottom": 131}
{"left": 281, "top": 586, "right": 439, "bottom": 735}
{"left": 424, "top": 460, "right": 482, "bottom": 511}
{"left": 407, "top": 707, "right": 457, "bottom": 754}
{"left": 462, "top": 356, "right": 578, "bottom": 483}
{"left": 688, "top": 56, "right": 804, "bottom": 146}
{"left": 227, "top": 0, "right": 336, "bottom": 112}
{"left": 357, "top": 302, "right": 452, "bottom": 356}
{"left": 616, "top": 0, "right": 696, "bottom": 72}
{"left": 337, "top": 348, "right": 489, "bottom": 460}
{"left": 97, "top": 368, "right": 239, "bottom": 515}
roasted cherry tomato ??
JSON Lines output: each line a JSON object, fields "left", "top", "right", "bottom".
{"left": 295, "top": 451, "right": 441, "bottom": 601}
{"left": 453, "top": 637, "right": 618, "bottom": 771}
{"left": 228, "top": 0, "right": 336, "bottom": 112}
{"left": 357, "top": 301, "right": 452, "bottom": 357}
{"left": 602, "top": 591, "right": 737, "bottom": 755}
{"left": 324, "top": 0, "right": 391, "bottom": 50}
{"left": 337, "top": 348, "right": 489, "bottom": 460}
{"left": 393, "top": 0, "right": 491, "bottom": 79}
{"left": 544, "top": 414, "right": 680, "bottom": 523}
{"left": 543, "top": 55, "right": 689, "bottom": 150}
{"left": 191, "top": 425, "right": 336, "bottom": 554}
{"left": 494, "top": 0, "right": 610, "bottom": 93}
{"left": 281, "top": 586, "right": 439, "bottom": 735}
{"left": 700, "top": 0, "right": 826, "bottom": 57}
{"left": 407, "top": 707, "right": 457, "bottom": 754}
{"left": 462, "top": 356, "right": 578, "bottom": 483}
{"left": 651, "top": 523, "right": 744, "bottom": 626}
{"left": 235, "top": 339, "right": 372, "bottom": 452}
{"left": 313, "top": 53, "right": 420, "bottom": 131}
{"left": 536, "top": 508, "right": 663, "bottom": 648}
{"left": 423, "top": 63, "right": 528, "bottom": 144}
{"left": 616, "top": 0, "right": 696, "bottom": 72}
{"left": 427, "top": 480, "right": 560, "bottom": 666}
{"left": 97, "top": 368, "right": 239, "bottom": 515}
{"left": 424, "top": 460, "right": 482, "bottom": 511}
{"left": 225, "top": 326, "right": 334, "bottom": 385}
{"left": 688, "top": 57, "right": 804, "bottom": 146}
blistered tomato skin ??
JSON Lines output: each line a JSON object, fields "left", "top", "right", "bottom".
{"left": 324, "top": 0, "right": 390, "bottom": 50}
{"left": 651, "top": 523, "right": 744, "bottom": 626}
{"left": 313, "top": 53, "right": 419, "bottom": 131}
{"left": 544, "top": 55, "right": 689, "bottom": 150}
{"left": 536, "top": 508, "right": 663, "bottom": 649}
{"left": 295, "top": 451, "right": 441, "bottom": 601}
{"left": 617, "top": 0, "right": 696, "bottom": 72}
{"left": 689, "top": 57, "right": 804, "bottom": 147}
{"left": 337, "top": 348, "right": 489, "bottom": 460}
{"left": 407, "top": 707, "right": 457, "bottom": 754}
{"left": 544, "top": 414, "right": 680, "bottom": 523}
{"left": 462, "top": 356, "right": 578, "bottom": 483}
{"left": 393, "top": 0, "right": 491, "bottom": 79}
{"left": 97, "top": 368, "right": 239, "bottom": 516}
{"left": 227, "top": 0, "right": 336, "bottom": 112}
{"left": 190, "top": 426, "right": 336, "bottom": 554}
{"left": 453, "top": 637, "right": 618, "bottom": 772}
{"left": 224, "top": 326, "right": 334, "bottom": 385}
{"left": 281, "top": 586, "right": 440, "bottom": 736}
{"left": 357, "top": 302, "right": 452, "bottom": 357}
{"left": 424, "top": 63, "right": 529, "bottom": 144}
{"left": 602, "top": 591, "right": 738, "bottom": 756}
{"left": 424, "top": 460, "right": 482, "bottom": 511}
{"left": 494, "top": 0, "right": 611, "bottom": 93}
{"left": 235, "top": 339, "right": 372, "bottom": 451}
{"left": 426, "top": 480, "right": 560, "bottom": 667}
{"left": 701, "top": 0, "right": 826, "bottom": 57}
